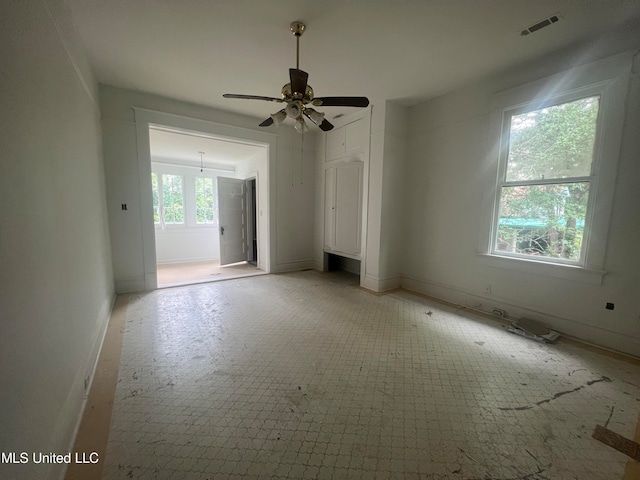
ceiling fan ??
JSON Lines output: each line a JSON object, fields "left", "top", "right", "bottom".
{"left": 223, "top": 21, "right": 369, "bottom": 132}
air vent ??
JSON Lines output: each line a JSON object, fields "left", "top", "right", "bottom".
{"left": 521, "top": 14, "right": 560, "bottom": 36}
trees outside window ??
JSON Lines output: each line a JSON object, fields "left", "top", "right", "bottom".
{"left": 151, "top": 173, "right": 185, "bottom": 226}
{"left": 151, "top": 169, "right": 219, "bottom": 228}
{"left": 493, "top": 96, "right": 600, "bottom": 263}
{"left": 195, "top": 177, "right": 216, "bottom": 224}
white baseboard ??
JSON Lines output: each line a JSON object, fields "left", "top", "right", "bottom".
{"left": 156, "top": 256, "right": 219, "bottom": 265}
{"left": 400, "top": 274, "right": 640, "bottom": 358}
{"left": 115, "top": 276, "right": 146, "bottom": 294}
{"left": 361, "top": 274, "right": 401, "bottom": 292}
{"left": 59, "top": 293, "right": 116, "bottom": 479}
{"left": 270, "top": 259, "right": 316, "bottom": 274}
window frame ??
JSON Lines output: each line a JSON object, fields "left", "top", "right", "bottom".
{"left": 478, "top": 53, "right": 632, "bottom": 284}
{"left": 490, "top": 88, "right": 604, "bottom": 267}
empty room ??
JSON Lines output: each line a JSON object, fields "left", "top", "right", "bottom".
{"left": 1, "top": 1, "right": 640, "bottom": 479}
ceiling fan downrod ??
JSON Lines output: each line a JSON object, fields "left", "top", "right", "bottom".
{"left": 290, "top": 21, "right": 305, "bottom": 70}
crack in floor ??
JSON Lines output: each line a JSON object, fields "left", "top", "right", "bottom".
{"left": 498, "top": 376, "right": 611, "bottom": 411}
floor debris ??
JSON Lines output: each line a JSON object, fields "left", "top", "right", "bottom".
{"left": 592, "top": 424, "right": 640, "bottom": 461}
{"left": 507, "top": 318, "right": 560, "bottom": 343}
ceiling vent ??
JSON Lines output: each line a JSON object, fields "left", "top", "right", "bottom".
{"left": 521, "top": 14, "right": 560, "bottom": 36}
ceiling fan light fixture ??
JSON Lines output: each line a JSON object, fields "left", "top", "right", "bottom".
{"left": 271, "top": 109, "right": 287, "bottom": 125}
{"left": 285, "top": 100, "right": 303, "bottom": 119}
{"left": 294, "top": 117, "right": 308, "bottom": 133}
{"left": 306, "top": 108, "right": 325, "bottom": 125}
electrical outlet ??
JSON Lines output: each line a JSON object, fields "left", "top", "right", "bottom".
{"left": 484, "top": 284, "right": 492, "bottom": 294}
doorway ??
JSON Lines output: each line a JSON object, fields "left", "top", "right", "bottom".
{"left": 148, "top": 125, "right": 268, "bottom": 288}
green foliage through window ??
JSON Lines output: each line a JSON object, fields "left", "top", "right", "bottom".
{"left": 494, "top": 96, "right": 599, "bottom": 262}
{"left": 195, "top": 177, "right": 216, "bottom": 224}
{"left": 151, "top": 173, "right": 185, "bottom": 225}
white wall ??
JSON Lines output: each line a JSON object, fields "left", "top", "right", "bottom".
{"left": 402, "top": 37, "right": 640, "bottom": 356}
{"left": 362, "top": 101, "right": 408, "bottom": 292}
{"left": 0, "top": 2, "right": 114, "bottom": 478}
{"left": 101, "top": 86, "right": 316, "bottom": 292}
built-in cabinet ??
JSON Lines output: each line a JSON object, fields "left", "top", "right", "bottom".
{"left": 326, "top": 119, "right": 365, "bottom": 160}
{"left": 324, "top": 118, "right": 365, "bottom": 260}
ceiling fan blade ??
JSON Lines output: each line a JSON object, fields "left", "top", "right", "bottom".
{"left": 312, "top": 96, "right": 369, "bottom": 108}
{"left": 259, "top": 117, "right": 275, "bottom": 127}
{"left": 318, "top": 119, "right": 334, "bottom": 131}
{"left": 223, "top": 94, "right": 284, "bottom": 103}
{"left": 289, "top": 68, "right": 309, "bottom": 96}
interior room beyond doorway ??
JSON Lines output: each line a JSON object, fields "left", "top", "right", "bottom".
{"left": 149, "top": 126, "right": 268, "bottom": 288}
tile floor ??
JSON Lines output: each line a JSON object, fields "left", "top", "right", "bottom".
{"left": 100, "top": 271, "right": 639, "bottom": 479}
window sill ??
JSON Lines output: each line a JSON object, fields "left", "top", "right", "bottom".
{"left": 476, "top": 253, "right": 606, "bottom": 285}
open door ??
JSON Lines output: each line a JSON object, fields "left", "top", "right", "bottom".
{"left": 217, "top": 177, "right": 247, "bottom": 266}
{"left": 245, "top": 178, "right": 258, "bottom": 265}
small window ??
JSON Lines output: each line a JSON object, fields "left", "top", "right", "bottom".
{"left": 492, "top": 96, "right": 600, "bottom": 264}
{"left": 195, "top": 177, "right": 216, "bottom": 225}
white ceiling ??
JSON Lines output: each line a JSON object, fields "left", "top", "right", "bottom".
{"left": 149, "top": 127, "right": 265, "bottom": 167}
{"left": 68, "top": 0, "right": 640, "bottom": 126}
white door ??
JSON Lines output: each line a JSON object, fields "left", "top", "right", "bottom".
{"left": 217, "top": 177, "right": 247, "bottom": 266}
{"left": 333, "top": 162, "right": 363, "bottom": 255}
{"left": 325, "top": 161, "right": 363, "bottom": 257}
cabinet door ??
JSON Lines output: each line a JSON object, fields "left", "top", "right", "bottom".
{"left": 324, "top": 167, "right": 336, "bottom": 249}
{"left": 344, "top": 119, "right": 364, "bottom": 153}
{"left": 333, "top": 162, "right": 363, "bottom": 256}
{"left": 325, "top": 119, "right": 364, "bottom": 161}
{"left": 326, "top": 128, "right": 345, "bottom": 161}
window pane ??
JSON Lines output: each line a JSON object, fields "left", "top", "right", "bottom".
{"left": 495, "top": 182, "right": 589, "bottom": 261}
{"left": 162, "top": 174, "right": 184, "bottom": 224}
{"left": 195, "top": 177, "right": 216, "bottom": 224}
{"left": 151, "top": 173, "right": 160, "bottom": 224}
{"left": 506, "top": 97, "right": 599, "bottom": 181}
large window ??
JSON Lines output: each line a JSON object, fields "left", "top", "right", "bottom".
{"left": 151, "top": 173, "right": 185, "bottom": 226}
{"left": 151, "top": 168, "right": 219, "bottom": 228}
{"left": 492, "top": 96, "right": 600, "bottom": 265}
{"left": 481, "top": 54, "right": 630, "bottom": 282}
